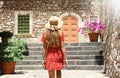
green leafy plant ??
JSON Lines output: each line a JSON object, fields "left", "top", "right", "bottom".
{"left": 0, "top": 38, "right": 27, "bottom": 62}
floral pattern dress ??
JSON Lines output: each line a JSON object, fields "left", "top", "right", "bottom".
{"left": 41, "top": 32, "right": 64, "bottom": 70}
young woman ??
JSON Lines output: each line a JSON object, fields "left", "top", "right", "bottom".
{"left": 41, "top": 16, "right": 68, "bottom": 78}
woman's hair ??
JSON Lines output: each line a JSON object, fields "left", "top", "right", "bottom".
{"left": 45, "top": 29, "right": 61, "bottom": 47}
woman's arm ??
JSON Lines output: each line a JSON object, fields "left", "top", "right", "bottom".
{"left": 42, "top": 43, "right": 47, "bottom": 61}
{"left": 41, "top": 32, "right": 47, "bottom": 68}
{"left": 59, "top": 31, "right": 68, "bottom": 66}
{"left": 61, "top": 41, "right": 67, "bottom": 60}
{"left": 61, "top": 40, "right": 68, "bottom": 66}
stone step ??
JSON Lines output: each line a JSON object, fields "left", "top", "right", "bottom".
{"left": 65, "top": 46, "right": 102, "bottom": 51}
{"left": 23, "top": 55, "right": 103, "bottom": 60}
{"left": 65, "top": 65, "right": 103, "bottom": 70}
{"left": 15, "top": 65, "right": 103, "bottom": 70}
{"left": 68, "top": 60, "right": 103, "bottom": 65}
{"left": 67, "top": 50, "right": 103, "bottom": 55}
{"left": 27, "top": 46, "right": 102, "bottom": 51}
{"left": 23, "top": 55, "right": 41, "bottom": 60}
{"left": 76, "top": 42, "right": 102, "bottom": 46}
{"left": 25, "top": 50, "right": 103, "bottom": 56}
{"left": 15, "top": 65, "right": 43, "bottom": 70}
{"left": 16, "top": 60, "right": 41, "bottom": 65}
{"left": 27, "top": 42, "right": 102, "bottom": 47}
{"left": 16, "top": 60, "right": 103, "bottom": 65}
{"left": 16, "top": 42, "right": 104, "bottom": 70}
{"left": 27, "top": 45, "right": 102, "bottom": 48}
{"left": 67, "top": 55, "right": 103, "bottom": 60}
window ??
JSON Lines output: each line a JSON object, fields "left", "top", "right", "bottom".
{"left": 15, "top": 11, "right": 32, "bottom": 35}
{"left": 18, "top": 14, "right": 30, "bottom": 34}
{"left": 89, "top": 15, "right": 99, "bottom": 22}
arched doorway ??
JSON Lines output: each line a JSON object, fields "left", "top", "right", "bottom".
{"left": 62, "top": 15, "right": 78, "bottom": 43}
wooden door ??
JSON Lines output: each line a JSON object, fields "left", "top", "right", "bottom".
{"left": 62, "top": 15, "right": 78, "bottom": 43}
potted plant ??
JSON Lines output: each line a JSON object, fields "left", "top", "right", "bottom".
{"left": 0, "top": 31, "right": 13, "bottom": 43}
{"left": 78, "top": 18, "right": 106, "bottom": 42}
{"left": 0, "top": 38, "right": 27, "bottom": 74}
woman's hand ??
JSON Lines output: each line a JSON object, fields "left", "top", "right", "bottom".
{"left": 63, "top": 59, "right": 68, "bottom": 67}
{"left": 42, "top": 60, "right": 46, "bottom": 68}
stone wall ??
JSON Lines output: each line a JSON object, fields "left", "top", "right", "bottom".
{"left": 102, "top": 0, "right": 120, "bottom": 78}
{"left": 0, "top": 0, "right": 100, "bottom": 38}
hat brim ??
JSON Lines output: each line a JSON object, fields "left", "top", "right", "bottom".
{"left": 45, "top": 16, "right": 63, "bottom": 29}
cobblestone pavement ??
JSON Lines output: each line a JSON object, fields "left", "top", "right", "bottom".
{"left": 0, "top": 70, "right": 110, "bottom": 78}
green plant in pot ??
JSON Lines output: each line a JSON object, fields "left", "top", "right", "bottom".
{"left": 0, "top": 38, "right": 27, "bottom": 74}
{"left": 0, "top": 31, "right": 13, "bottom": 43}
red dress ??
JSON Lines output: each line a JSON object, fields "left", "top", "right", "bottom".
{"left": 41, "top": 32, "right": 64, "bottom": 70}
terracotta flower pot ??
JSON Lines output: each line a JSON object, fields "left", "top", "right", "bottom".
{"left": 88, "top": 32, "right": 99, "bottom": 42}
{"left": 1, "top": 62, "right": 16, "bottom": 74}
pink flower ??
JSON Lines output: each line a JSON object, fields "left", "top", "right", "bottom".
{"left": 78, "top": 18, "right": 106, "bottom": 34}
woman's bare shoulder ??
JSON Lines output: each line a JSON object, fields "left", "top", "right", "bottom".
{"left": 58, "top": 30, "right": 63, "bottom": 35}
{"left": 42, "top": 30, "right": 48, "bottom": 35}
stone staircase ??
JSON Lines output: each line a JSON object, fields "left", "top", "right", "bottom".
{"left": 16, "top": 42, "right": 104, "bottom": 70}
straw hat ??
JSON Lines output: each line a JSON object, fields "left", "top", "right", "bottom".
{"left": 45, "top": 16, "right": 63, "bottom": 29}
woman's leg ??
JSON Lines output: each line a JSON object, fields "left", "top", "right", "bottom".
{"left": 48, "top": 70, "right": 55, "bottom": 78}
{"left": 56, "top": 70, "right": 61, "bottom": 78}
